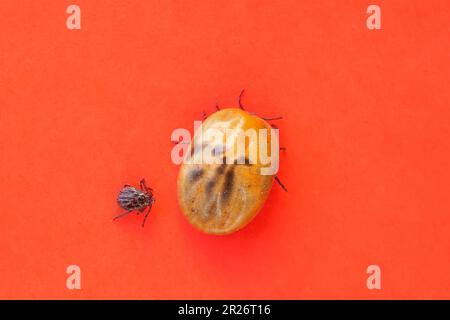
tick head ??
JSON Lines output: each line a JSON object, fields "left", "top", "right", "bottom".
{"left": 137, "top": 194, "right": 149, "bottom": 205}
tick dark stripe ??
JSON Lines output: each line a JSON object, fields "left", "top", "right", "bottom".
{"left": 216, "top": 163, "right": 226, "bottom": 175}
{"left": 188, "top": 168, "right": 204, "bottom": 183}
{"left": 221, "top": 168, "right": 235, "bottom": 204}
{"left": 233, "top": 157, "right": 252, "bottom": 165}
{"left": 205, "top": 179, "right": 216, "bottom": 195}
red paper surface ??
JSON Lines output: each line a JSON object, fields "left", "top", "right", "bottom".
{"left": 0, "top": 0, "right": 449, "bottom": 299}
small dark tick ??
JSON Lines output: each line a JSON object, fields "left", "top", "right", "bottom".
{"left": 114, "top": 178, "right": 155, "bottom": 227}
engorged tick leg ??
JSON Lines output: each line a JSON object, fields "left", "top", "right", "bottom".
{"left": 275, "top": 176, "right": 288, "bottom": 192}
{"left": 262, "top": 116, "right": 283, "bottom": 121}
{"left": 238, "top": 89, "right": 245, "bottom": 110}
{"left": 113, "top": 211, "right": 132, "bottom": 221}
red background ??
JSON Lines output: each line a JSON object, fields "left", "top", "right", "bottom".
{"left": 0, "top": 0, "right": 449, "bottom": 299}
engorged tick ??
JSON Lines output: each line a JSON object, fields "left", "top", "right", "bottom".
{"left": 177, "top": 90, "right": 287, "bottom": 235}
{"left": 114, "top": 179, "right": 155, "bottom": 227}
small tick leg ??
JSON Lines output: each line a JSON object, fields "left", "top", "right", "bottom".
{"left": 275, "top": 176, "right": 288, "bottom": 192}
{"left": 123, "top": 184, "right": 131, "bottom": 188}
{"left": 140, "top": 179, "right": 147, "bottom": 190}
{"left": 215, "top": 103, "right": 220, "bottom": 111}
{"left": 202, "top": 110, "right": 207, "bottom": 120}
{"left": 280, "top": 147, "right": 287, "bottom": 151}
{"left": 113, "top": 211, "right": 132, "bottom": 221}
{"left": 270, "top": 123, "right": 278, "bottom": 129}
{"left": 140, "top": 179, "right": 153, "bottom": 194}
{"left": 238, "top": 89, "right": 245, "bottom": 110}
{"left": 141, "top": 204, "right": 153, "bottom": 228}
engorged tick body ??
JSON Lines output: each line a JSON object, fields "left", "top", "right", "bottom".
{"left": 177, "top": 91, "right": 286, "bottom": 235}
{"left": 115, "top": 179, "right": 155, "bottom": 227}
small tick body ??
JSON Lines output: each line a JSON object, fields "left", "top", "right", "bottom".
{"left": 177, "top": 99, "right": 284, "bottom": 235}
{"left": 115, "top": 179, "right": 155, "bottom": 227}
